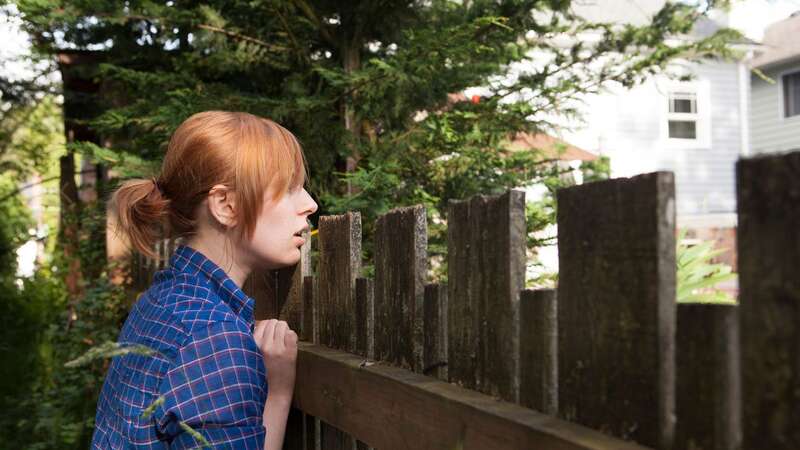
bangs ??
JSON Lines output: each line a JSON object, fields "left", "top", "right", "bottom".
{"left": 235, "top": 115, "right": 308, "bottom": 240}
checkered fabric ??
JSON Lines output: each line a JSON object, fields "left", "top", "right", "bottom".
{"left": 91, "top": 245, "right": 268, "bottom": 449}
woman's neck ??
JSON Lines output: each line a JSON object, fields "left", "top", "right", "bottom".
{"left": 185, "top": 231, "right": 252, "bottom": 288}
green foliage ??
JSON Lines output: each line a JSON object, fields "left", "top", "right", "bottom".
{"left": 579, "top": 156, "right": 611, "bottom": 184}
{"left": 68, "top": 141, "right": 161, "bottom": 179}
{"left": 17, "top": 275, "right": 131, "bottom": 450}
{"left": 13, "top": 0, "right": 741, "bottom": 249}
{"left": 676, "top": 229, "right": 737, "bottom": 304}
{"left": 0, "top": 95, "right": 64, "bottom": 178}
{"left": 64, "top": 340, "right": 161, "bottom": 368}
{"left": 0, "top": 288, "right": 71, "bottom": 445}
{"left": 0, "top": 78, "right": 65, "bottom": 445}
{"left": 0, "top": 269, "right": 67, "bottom": 450}
{"left": 0, "top": 176, "right": 33, "bottom": 269}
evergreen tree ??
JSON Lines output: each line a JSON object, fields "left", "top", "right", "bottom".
{"left": 14, "top": 1, "right": 740, "bottom": 274}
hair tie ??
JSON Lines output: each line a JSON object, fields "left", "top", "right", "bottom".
{"left": 152, "top": 178, "right": 165, "bottom": 197}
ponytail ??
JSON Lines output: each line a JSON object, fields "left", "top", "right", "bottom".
{"left": 111, "top": 177, "right": 169, "bottom": 260}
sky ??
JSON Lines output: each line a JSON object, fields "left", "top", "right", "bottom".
{"left": 728, "top": 0, "right": 800, "bottom": 40}
{"left": 0, "top": 5, "right": 35, "bottom": 83}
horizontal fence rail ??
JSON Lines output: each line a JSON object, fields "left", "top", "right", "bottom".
{"left": 292, "top": 342, "right": 649, "bottom": 450}
{"left": 129, "top": 150, "right": 800, "bottom": 450}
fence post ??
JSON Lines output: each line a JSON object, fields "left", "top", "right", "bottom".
{"left": 556, "top": 172, "right": 676, "bottom": 450}
{"left": 519, "top": 288, "right": 558, "bottom": 415}
{"left": 374, "top": 205, "right": 427, "bottom": 372}
{"left": 675, "top": 303, "right": 741, "bottom": 450}
{"left": 737, "top": 151, "right": 800, "bottom": 450}
{"left": 447, "top": 190, "right": 526, "bottom": 403}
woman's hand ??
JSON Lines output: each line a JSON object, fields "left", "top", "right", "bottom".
{"left": 253, "top": 319, "right": 298, "bottom": 400}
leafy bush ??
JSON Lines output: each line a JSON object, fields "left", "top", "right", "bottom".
{"left": 676, "top": 229, "right": 737, "bottom": 304}
{"left": 16, "top": 274, "right": 130, "bottom": 450}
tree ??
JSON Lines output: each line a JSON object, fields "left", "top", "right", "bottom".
{"left": 0, "top": 83, "right": 67, "bottom": 450}
{"left": 14, "top": 1, "right": 740, "bottom": 275}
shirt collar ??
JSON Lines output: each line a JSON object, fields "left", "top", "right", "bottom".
{"left": 167, "top": 244, "right": 256, "bottom": 326}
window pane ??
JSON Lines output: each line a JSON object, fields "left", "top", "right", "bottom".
{"left": 669, "top": 92, "right": 697, "bottom": 114}
{"left": 669, "top": 120, "right": 697, "bottom": 139}
{"left": 784, "top": 72, "right": 800, "bottom": 117}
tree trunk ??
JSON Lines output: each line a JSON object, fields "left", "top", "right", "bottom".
{"left": 59, "top": 149, "right": 83, "bottom": 326}
{"left": 342, "top": 41, "right": 362, "bottom": 196}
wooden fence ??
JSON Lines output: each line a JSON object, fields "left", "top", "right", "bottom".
{"left": 131, "top": 150, "right": 800, "bottom": 450}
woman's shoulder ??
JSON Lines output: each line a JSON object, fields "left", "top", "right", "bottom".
{"left": 137, "top": 272, "right": 244, "bottom": 336}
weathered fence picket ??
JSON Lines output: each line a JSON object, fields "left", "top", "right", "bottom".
{"left": 298, "top": 274, "right": 320, "bottom": 450}
{"left": 423, "top": 283, "right": 448, "bottom": 381}
{"left": 125, "top": 153, "right": 800, "bottom": 450}
{"left": 737, "top": 151, "right": 800, "bottom": 450}
{"left": 675, "top": 303, "right": 741, "bottom": 450}
{"left": 556, "top": 172, "right": 676, "bottom": 450}
{"left": 354, "top": 277, "right": 375, "bottom": 450}
{"left": 302, "top": 276, "right": 317, "bottom": 343}
{"left": 318, "top": 212, "right": 361, "bottom": 353}
{"left": 354, "top": 277, "right": 375, "bottom": 361}
{"left": 447, "top": 190, "right": 526, "bottom": 404}
{"left": 317, "top": 213, "right": 362, "bottom": 450}
{"left": 519, "top": 288, "right": 558, "bottom": 415}
{"left": 374, "top": 205, "right": 427, "bottom": 372}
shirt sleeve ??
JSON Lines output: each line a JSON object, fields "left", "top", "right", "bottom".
{"left": 153, "top": 320, "right": 268, "bottom": 449}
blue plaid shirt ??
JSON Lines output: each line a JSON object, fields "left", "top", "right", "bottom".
{"left": 91, "top": 245, "right": 268, "bottom": 449}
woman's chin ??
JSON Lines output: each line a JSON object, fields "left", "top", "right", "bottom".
{"left": 256, "top": 251, "right": 301, "bottom": 271}
{"left": 278, "top": 249, "right": 302, "bottom": 268}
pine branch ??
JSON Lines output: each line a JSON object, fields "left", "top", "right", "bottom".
{"left": 291, "top": 0, "right": 337, "bottom": 47}
{"left": 90, "top": 12, "right": 289, "bottom": 54}
{"left": 0, "top": 169, "right": 96, "bottom": 204}
{"left": 274, "top": 6, "right": 308, "bottom": 63}
{"left": 196, "top": 24, "right": 288, "bottom": 53}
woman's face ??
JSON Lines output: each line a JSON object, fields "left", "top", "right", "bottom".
{"left": 245, "top": 185, "right": 318, "bottom": 269}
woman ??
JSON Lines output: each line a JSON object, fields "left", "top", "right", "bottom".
{"left": 91, "top": 111, "right": 318, "bottom": 449}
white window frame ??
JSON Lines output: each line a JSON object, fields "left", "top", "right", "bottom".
{"left": 667, "top": 91, "right": 699, "bottom": 139}
{"left": 659, "top": 79, "right": 712, "bottom": 150}
{"left": 779, "top": 68, "right": 800, "bottom": 121}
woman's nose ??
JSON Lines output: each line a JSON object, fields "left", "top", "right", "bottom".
{"left": 302, "top": 189, "right": 318, "bottom": 215}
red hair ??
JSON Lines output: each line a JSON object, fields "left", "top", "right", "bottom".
{"left": 112, "top": 111, "right": 307, "bottom": 259}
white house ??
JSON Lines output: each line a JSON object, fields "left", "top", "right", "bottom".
{"left": 749, "top": 12, "right": 800, "bottom": 155}
{"left": 561, "top": 0, "right": 756, "bottom": 232}
{"left": 506, "top": 0, "right": 762, "bottom": 282}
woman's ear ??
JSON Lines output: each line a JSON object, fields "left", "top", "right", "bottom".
{"left": 207, "top": 184, "right": 237, "bottom": 228}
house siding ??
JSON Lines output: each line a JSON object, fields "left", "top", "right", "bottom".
{"left": 750, "top": 60, "right": 800, "bottom": 154}
{"left": 562, "top": 60, "right": 744, "bottom": 216}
